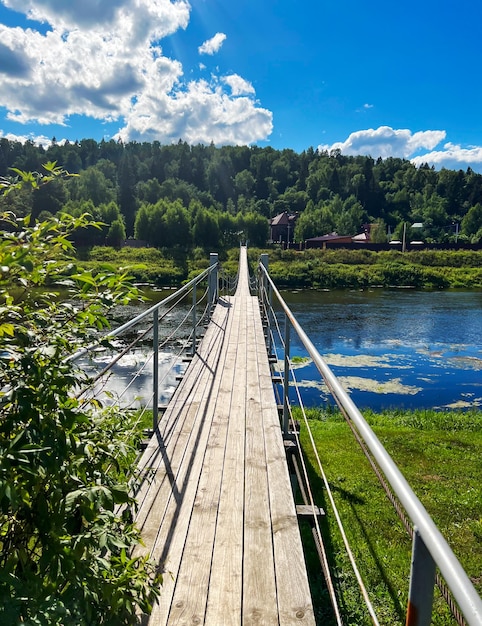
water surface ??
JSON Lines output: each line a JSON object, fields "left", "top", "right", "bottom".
{"left": 83, "top": 288, "right": 482, "bottom": 412}
{"left": 277, "top": 289, "right": 482, "bottom": 410}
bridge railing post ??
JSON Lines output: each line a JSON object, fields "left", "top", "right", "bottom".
{"left": 208, "top": 253, "right": 219, "bottom": 316}
{"left": 191, "top": 281, "right": 197, "bottom": 357}
{"left": 259, "top": 254, "right": 272, "bottom": 357}
{"left": 405, "top": 527, "right": 436, "bottom": 626}
{"left": 153, "top": 308, "right": 159, "bottom": 432}
{"left": 283, "top": 313, "right": 290, "bottom": 435}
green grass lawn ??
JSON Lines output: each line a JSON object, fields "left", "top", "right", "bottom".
{"left": 295, "top": 408, "right": 482, "bottom": 625}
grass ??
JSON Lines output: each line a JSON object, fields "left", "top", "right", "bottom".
{"left": 72, "top": 246, "right": 482, "bottom": 289}
{"left": 294, "top": 407, "right": 482, "bottom": 625}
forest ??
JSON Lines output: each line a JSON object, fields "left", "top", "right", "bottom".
{"left": 1, "top": 137, "right": 482, "bottom": 250}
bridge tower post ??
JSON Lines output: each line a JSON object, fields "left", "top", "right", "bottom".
{"left": 191, "top": 280, "right": 197, "bottom": 357}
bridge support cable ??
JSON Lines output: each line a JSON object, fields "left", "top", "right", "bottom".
{"left": 261, "top": 287, "right": 380, "bottom": 624}
{"left": 258, "top": 258, "right": 482, "bottom": 626}
{"left": 336, "top": 401, "right": 469, "bottom": 626}
{"left": 67, "top": 262, "right": 218, "bottom": 364}
{"left": 288, "top": 366, "right": 381, "bottom": 626}
{"left": 75, "top": 283, "right": 206, "bottom": 402}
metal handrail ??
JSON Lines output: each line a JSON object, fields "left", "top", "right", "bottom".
{"left": 68, "top": 258, "right": 219, "bottom": 431}
{"left": 258, "top": 259, "right": 482, "bottom": 626}
{"left": 68, "top": 262, "right": 218, "bottom": 363}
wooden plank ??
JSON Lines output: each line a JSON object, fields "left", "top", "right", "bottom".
{"left": 135, "top": 300, "right": 229, "bottom": 483}
{"left": 133, "top": 302, "right": 230, "bottom": 538}
{"left": 204, "top": 283, "right": 247, "bottom": 625}
{"left": 167, "top": 295, "right": 240, "bottom": 623}
{"left": 146, "top": 297, "right": 238, "bottom": 625}
{"left": 133, "top": 301, "right": 232, "bottom": 625}
{"left": 243, "top": 288, "right": 279, "bottom": 625}
{"left": 251, "top": 294, "right": 316, "bottom": 625}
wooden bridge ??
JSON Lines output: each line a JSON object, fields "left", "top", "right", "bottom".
{"left": 134, "top": 246, "right": 316, "bottom": 625}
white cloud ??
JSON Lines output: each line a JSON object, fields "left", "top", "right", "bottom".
{"left": 319, "top": 126, "right": 446, "bottom": 159}
{"left": 2, "top": 0, "right": 190, "bottom": 36}
{"left": 198, "top": 32, "right": 227, "bottom": 55}
{"left": 116, "top": 78, "right": 272, "bottom": 145}
{"left": 319, "top": 125, "right": 482, "bottom": 172}
{"left": 0, "top": 3, "right": 271, "bottom": 145}
{"left": 0, "top": 130, "right": 57, "bottom": 146}
{"left": 222, "top": 74, "right": 255, "bottom": 96}
{"left": 411, "top": 144, "right": 482, "bottom": 171}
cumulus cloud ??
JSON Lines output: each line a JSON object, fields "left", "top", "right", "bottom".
{"left": 222, "top": 74, "right": 255, "bottom": 96}
{"left": 198, "top": 32, "right": 227, "bottom": 55}
{"left": 2, "top": 0, "right": 188, "bottom": 36}
{"left": 0, "top": 41, "right": 31, "bottom": 77}
{"left": 0, "top": 2, "right": 272, "bottom": 145}
{"left": 319, "top": 125, "right": 482, "bottom": 172}
{"left": 411, "top": 144, "right": 482, "bottom": 171}
{"left": 0, "top": 130, "right": 57, "bottom": 146}
{"left": 319, "top": 126, "right": 446, "bottom": 159}
{"left": 116, "top": 77, "right": 272, "bottom": 145}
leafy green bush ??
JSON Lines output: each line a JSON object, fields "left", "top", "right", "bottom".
{"left": 0, "top": 213, "right": 161, "bottom": 624}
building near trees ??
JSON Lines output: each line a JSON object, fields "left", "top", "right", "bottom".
{"left": 269, "top": 211, "right": 298, "bottom": 243}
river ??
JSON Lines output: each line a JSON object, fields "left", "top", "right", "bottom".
{"left": 84, "top": 288, "right": 482, "bottom": 412}
{"left": 279, "top": 288, "right": 482, "bottom": 411}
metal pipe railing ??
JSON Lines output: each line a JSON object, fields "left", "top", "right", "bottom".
{"left": 68, "top": 260, "right": 219, "bottom": 429}
{"left": 258, "top": 260, "right": 482, "bottom": 626}
{"left": 68, "top": 263, "right": 217, "bottom": 363}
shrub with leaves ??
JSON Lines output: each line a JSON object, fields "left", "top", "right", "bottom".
{"left": 0, "top": 210, "right": 161, "bottom": 624}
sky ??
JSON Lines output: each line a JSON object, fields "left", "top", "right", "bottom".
{"left": 1, "top": 0, "right": 482, "bottom": 172}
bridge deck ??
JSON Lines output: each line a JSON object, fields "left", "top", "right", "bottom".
{"left": 134, "top": 247, "right": 315, "bottom": 625}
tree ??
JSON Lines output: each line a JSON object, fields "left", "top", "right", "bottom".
{"left": 294, "top": 202, "right": 335, "bottom": 241}
{"left": 234, "top": 169, "right": 256, "bottom": 199}
{"left": 0, "top": 208, "right": 161, "bottom": 623}
{"left": 335, "top": 196, "right": 365, "bottom": 236}
{"left": 134, "top": 204, "right": 150, "bottom": 241}
{"left": 136, "top": 178, "right": 162, "bottom": 204}
{"left": 67, "top": 167, "right": 116, "bottom": 207}
{"left": 239, "top": 211, "right": 268, "bottom": 247}
{"left": 105, "top": 217, "right": 126, "bottom": 248}
{"left": 370, "top": 220, "right": 388, "bottom": 243}
{"left": 163, "top": 202, "right": 191, "bottom": 247}
{"left": 461, "top": 203, "right": 482, "bottom": 241}
{"left": 117, "top": 152, "right": 137, "bottom": 237}
{"left": 193, "top": 208, "right": 220, "bottom": 248}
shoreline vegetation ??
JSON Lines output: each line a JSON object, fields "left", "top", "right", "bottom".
{"left": 79, "top": 245, "right": 482, "bottom": 290}
{"left": 296, "top": 407, "right": 482, "bottom": 624}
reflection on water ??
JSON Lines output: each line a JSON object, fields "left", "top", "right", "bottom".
{"left": 80, "top": 288, "right": 193, "bottom": 409}
{"left": 82, "top": 348, "right": 187, "bottom": 409}
{"left": 277, "top": 289, "right": 482, "bottom": 410}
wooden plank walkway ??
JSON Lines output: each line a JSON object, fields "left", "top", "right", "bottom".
{"left": 134, "top": 247, "right": 315, "bottom": 625}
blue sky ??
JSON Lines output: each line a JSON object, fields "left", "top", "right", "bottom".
{"left": 1, "top": 0, "right": 482, "bottom": 171}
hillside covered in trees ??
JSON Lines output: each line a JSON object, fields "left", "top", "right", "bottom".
{"left": 1, "top": 137, "right": 482, "bottom": 248}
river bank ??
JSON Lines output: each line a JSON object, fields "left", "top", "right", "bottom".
{"left": 78, "top": 246, "right": 482, "bottom": 289}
